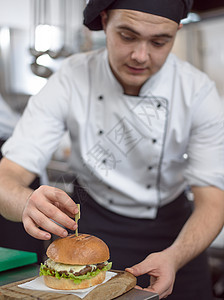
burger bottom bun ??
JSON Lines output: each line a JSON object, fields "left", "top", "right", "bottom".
{"left": 43, "top": 271, "right": 106, "bottom": 290}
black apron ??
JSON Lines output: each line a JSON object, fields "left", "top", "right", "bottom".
{"left": 72, "top": 183, "right": 213, "bottom": 300}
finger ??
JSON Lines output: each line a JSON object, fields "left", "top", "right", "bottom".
{"left": 125, "top": 259, "right": 149, "bottom": 277}
{"left": 29, "top": 205, "right": 76, "bottom": 236}
{"left": 54, "top": 202, "right": 75, "bottom": 218}
{"left": 157, "top": 286, "right": 172, "bottom": 300}
{"left": 35, "top": 200, "right": 77, "bottom": 231}
{"left": 23, "top": 216, "right": 52, "bottom": 240}
{"left": 149, "top": 277, "right": 172, "bottom": 299}
{"left": 133, "top": 273, "right": 171, "bottom": 298}
{"left": 41, "top": 186, "right": 78, "bottom": 215}
{"left": 134, "top": 286, "right": 143, "bottom": 290}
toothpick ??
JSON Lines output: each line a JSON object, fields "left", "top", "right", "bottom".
{"left": 75, "top": 204, "right": 80, "bottom": 236}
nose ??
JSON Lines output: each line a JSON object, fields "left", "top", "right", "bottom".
{"left": 131, "top": 42, "right": 149, "bottom": 64}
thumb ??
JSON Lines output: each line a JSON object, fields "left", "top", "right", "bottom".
{"left": 125, "top": 259, "right": 150, "bottom": 277}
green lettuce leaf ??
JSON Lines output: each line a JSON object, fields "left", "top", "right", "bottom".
{"left": 39, "top": 262, "right": 112, "bottom": 285}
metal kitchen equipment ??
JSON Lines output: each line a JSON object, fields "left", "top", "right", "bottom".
{"left": 29, "top": 0, "right": 80, "bottom": 78}
{"left": 116, "top": 288, "right": 159, "bottom": 299}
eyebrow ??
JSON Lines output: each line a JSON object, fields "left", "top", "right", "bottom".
{"left": 117, "top": 25, "right": 173, "bottom": 39}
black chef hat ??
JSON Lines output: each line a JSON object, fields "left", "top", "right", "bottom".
{"left": 83, "top": 0, "right": 193, "bottom": 30}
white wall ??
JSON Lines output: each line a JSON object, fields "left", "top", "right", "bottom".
{"left": 0, "top": 0, "right": 30, "bottom": 28}
{"left": 0, "top": 0, "right": 85, "bottom": 29}
{"left": 197, "top": 16, "right": 224, "bottom": 98}
{"left": 173, "top": 16, "right": 224, "bottom": 99}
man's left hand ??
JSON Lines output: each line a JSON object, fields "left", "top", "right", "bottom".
{"left": 126, "top": 249, "right": 177, "bottom": 299}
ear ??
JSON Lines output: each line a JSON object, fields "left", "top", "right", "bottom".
{"left": 100, "top": 10, "right": 109, "bottom": 32}
{"left": 178, "top": 23, "right": 183, "bottom": 31}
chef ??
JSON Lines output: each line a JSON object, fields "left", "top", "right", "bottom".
{"left": 0, "top": 0, "right": 224, "bottom": 299}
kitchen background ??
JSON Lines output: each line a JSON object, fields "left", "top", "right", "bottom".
{"left": 0, "top": 1, "right": 224, "bottom": 298}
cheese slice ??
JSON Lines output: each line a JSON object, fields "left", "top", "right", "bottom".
{"left": 45, "top": 258, "right": 100, "bottom": 273}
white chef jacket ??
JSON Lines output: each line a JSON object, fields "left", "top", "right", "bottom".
{"left": 2, "top": 48, "right": 224, "bottom": 219}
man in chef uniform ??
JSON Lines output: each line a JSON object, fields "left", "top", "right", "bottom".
{"left": 0, "top": 0, "right": 223, "bottom": 298}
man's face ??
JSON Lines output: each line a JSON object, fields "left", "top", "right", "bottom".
{"left": 101, "top": 10, "right": 181, "bottom": 95}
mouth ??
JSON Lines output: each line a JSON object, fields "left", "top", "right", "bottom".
{"left": 126, "top": 65, "right": 148, "bottom": 74}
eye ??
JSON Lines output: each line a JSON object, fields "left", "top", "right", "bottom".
{"left": 120, "top": 32, "right": 135, "bottom": 41}
{"left": 151, "top": 40, "right": 166, "bottom": 47}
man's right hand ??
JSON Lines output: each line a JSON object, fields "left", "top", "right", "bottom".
{"left": 0, "top": 158, "right": 78, "bottom": 240}
{"left": 22, "top": 185, "right": 79, "bottom": 240}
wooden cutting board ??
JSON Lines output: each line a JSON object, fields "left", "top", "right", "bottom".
{"left": 0, "top": 270, "right": 136, "bottom": 300}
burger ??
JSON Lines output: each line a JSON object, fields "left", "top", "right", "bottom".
{"left": 39, "top": 233, "right": 112, "bottom": 290}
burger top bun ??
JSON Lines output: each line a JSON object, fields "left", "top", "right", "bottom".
{"left": 46, "top": 233, "right": 110, "bottom": 265}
